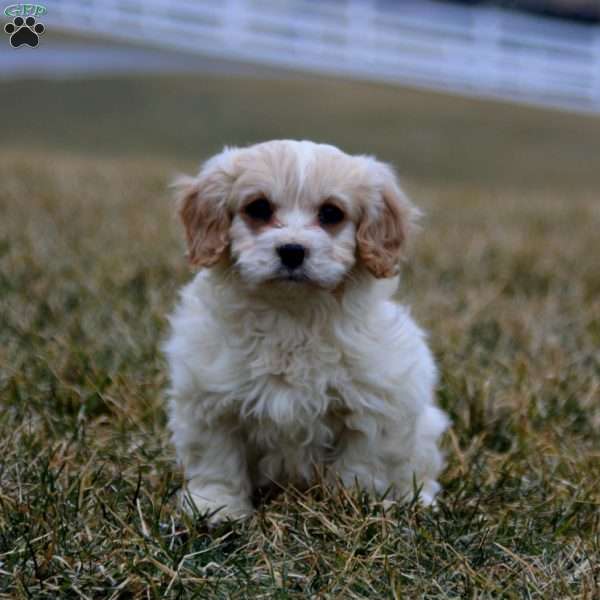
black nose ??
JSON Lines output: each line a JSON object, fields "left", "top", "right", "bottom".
{"left": 277, "top": 243, "right": 306, "bottom": 270}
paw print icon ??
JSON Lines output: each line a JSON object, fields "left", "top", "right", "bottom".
{"left": 4, "top": 16, "right": 45, "bottom": 48}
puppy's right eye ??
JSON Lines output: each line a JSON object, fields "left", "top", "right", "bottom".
{"left": 244, "top": 197, "right": 273, "bottom": 222}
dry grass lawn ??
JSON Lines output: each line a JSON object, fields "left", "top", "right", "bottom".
{"left": 0, "top": 74, "right": 599, "bottom": 598}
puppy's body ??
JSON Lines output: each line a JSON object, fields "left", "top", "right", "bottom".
{"left": 164, "top": 140, "right": 448, "bottom": 522}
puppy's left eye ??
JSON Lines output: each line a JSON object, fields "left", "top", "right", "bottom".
{"left": 318, "top": 203, "right": 345, "bottom": 226}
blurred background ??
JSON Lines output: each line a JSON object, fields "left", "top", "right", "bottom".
{"left": 1, "top": 0, "right": 600, "bottom": 190}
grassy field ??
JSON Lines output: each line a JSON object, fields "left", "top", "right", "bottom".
{"left": 1, "top": 74, "right": 599, "bottom": 598}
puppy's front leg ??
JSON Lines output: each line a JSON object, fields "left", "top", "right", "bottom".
{"left": 175, "top": 423, "right": 253, "bottom": 524}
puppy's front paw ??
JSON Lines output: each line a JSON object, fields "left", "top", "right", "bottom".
{"left": 417, "top": 479, "right": 441, "bottom": 506}
{"left": 181, "top": 489, "right": 254, "bottom": 526}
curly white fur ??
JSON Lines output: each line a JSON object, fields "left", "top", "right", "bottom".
{"left": 163, "top": 140, "right": 448, "bottom": 523}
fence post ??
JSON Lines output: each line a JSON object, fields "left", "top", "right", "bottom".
{"left": 471, "top": 6, "right": 502, "bottom": 94}
{"left": 593, "top": 29, "right": 600, "bottom": 111}
{"left": 222, "top": 0, "right": 246, "bottom": 54}
{"left": 346, "top": 0, "right": 376, "bottom": 71}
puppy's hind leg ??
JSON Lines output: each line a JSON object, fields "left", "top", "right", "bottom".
{"left": 327, "top": 414, "right": 402, "bottom": 498}
{"left": 329, "top": 409, "right": 447, "bottom": 505}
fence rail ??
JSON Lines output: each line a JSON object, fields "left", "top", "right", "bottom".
{"left": 41, "top": 0, "right": 600, "bottom": 113}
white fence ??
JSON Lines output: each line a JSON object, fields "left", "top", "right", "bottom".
{"left": 41, "top": 0, "right": 600, "bottom": 113}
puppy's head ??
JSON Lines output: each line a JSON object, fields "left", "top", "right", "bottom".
{"left": 174, "top": 140, "right": 419, "bottom": 289}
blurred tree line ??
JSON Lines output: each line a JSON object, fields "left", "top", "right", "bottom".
{"left": 444, "top": 0, "right": 600, "bottom": 23}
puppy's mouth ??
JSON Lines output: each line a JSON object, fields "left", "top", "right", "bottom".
{"left": 275, "top": 269, "right": 310, "bottom": 283}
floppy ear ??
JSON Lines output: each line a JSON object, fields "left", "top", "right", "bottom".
{"left": 356, "top": 163, "right": 420, "bottom": 279}
{"left": 172, "top": 154, "right": 235, "bottom": 267}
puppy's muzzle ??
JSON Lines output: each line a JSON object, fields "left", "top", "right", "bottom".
{"left": 277, "top": 244, "right": 306, "bottom": 270}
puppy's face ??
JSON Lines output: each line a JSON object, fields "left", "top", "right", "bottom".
{"left": 175, "top": 140, "right": 418, "bottom": 289}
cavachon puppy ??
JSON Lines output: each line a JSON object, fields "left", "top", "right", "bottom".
{"left": 163, "top": 140, "right": 448, "bottom": 524}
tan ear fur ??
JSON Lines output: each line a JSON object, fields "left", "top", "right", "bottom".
{"left": 357, "top": 165, "right": 419, "bottom": 279}
{"left": 172, "top": 164, "right": 232, "bottom": 268}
